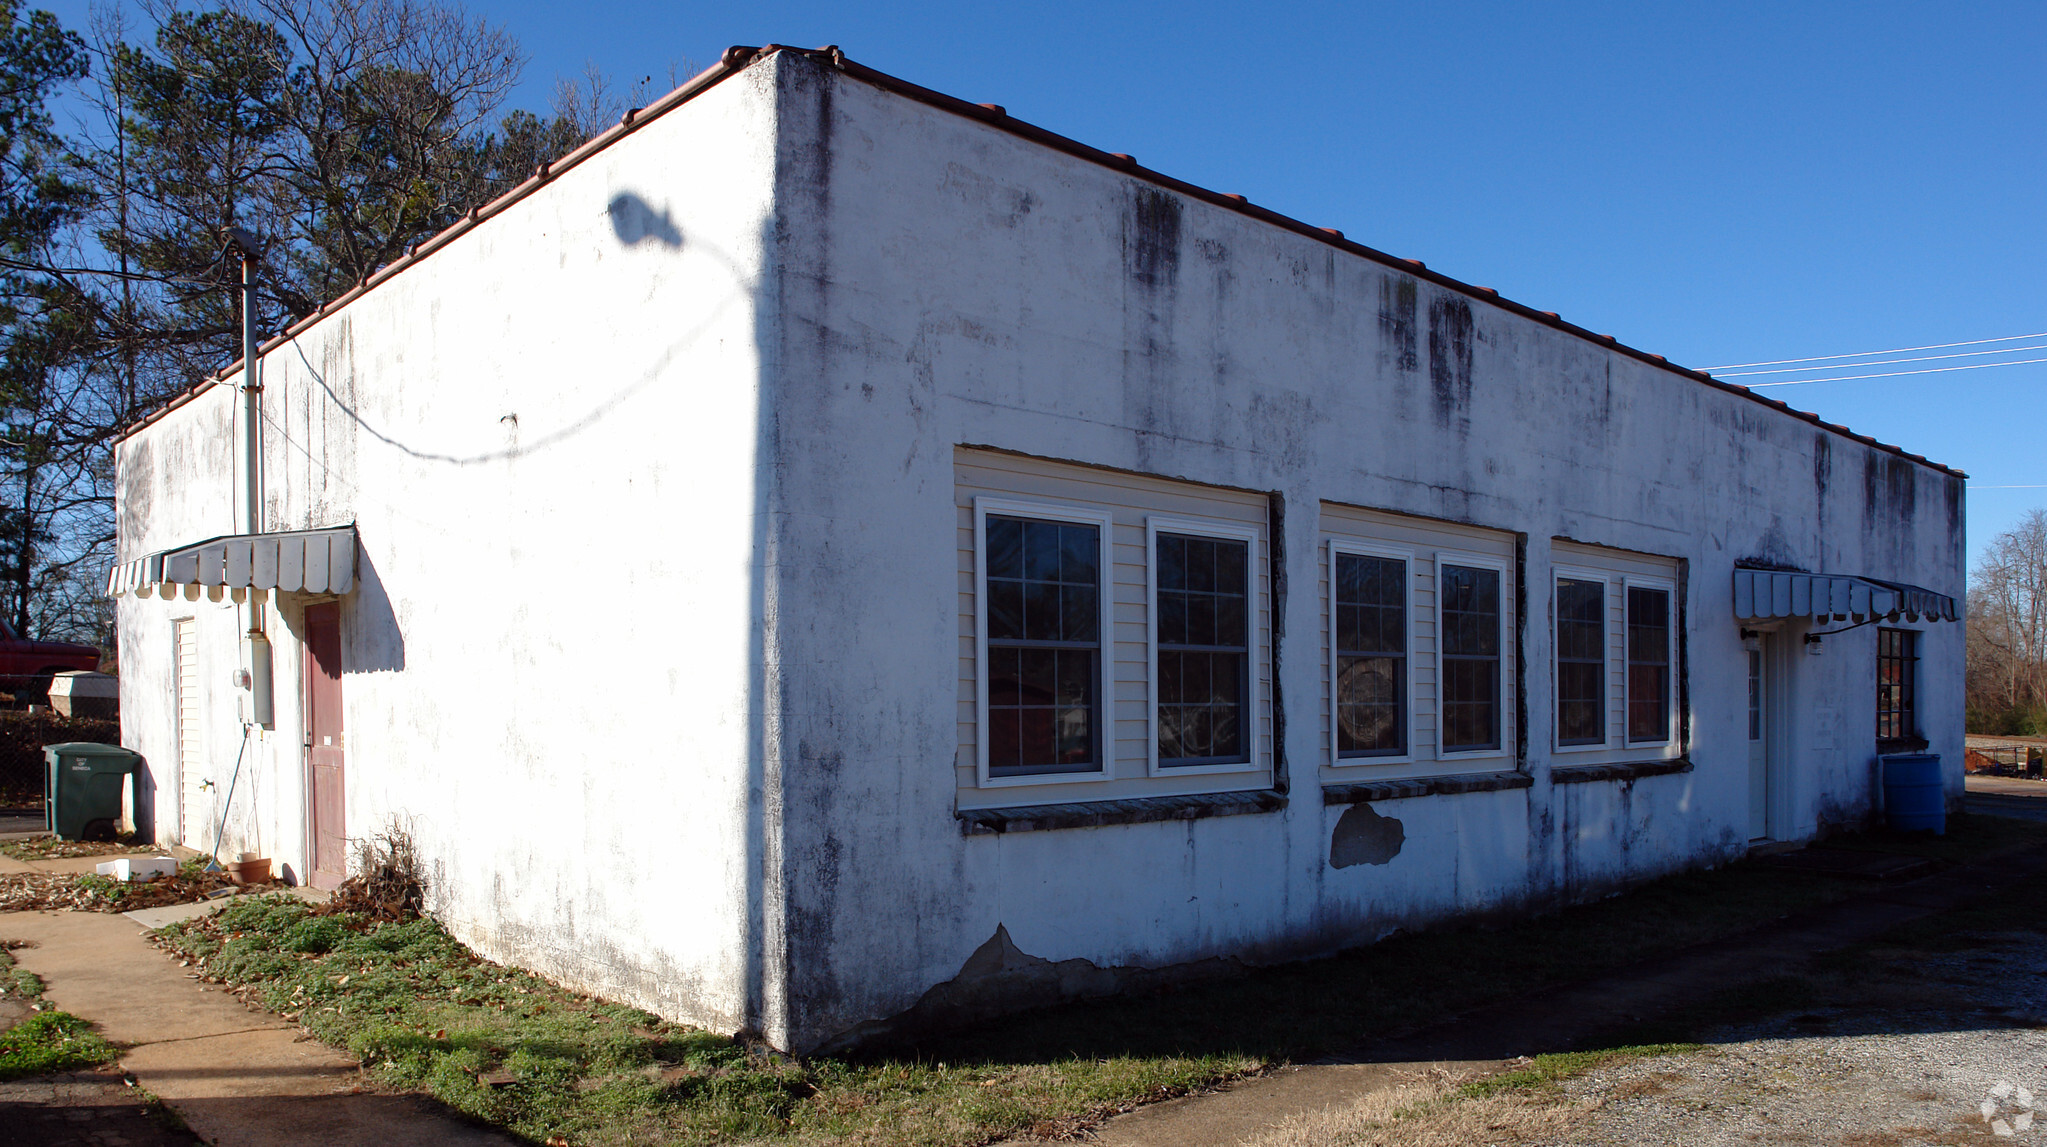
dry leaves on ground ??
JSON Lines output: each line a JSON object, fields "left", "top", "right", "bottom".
{"left": 0, "top": 871, "right": 239, "bottom": 913}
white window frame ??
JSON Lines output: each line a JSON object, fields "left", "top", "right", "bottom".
{"left": 1622, "top": 574, "right": 1679, "bottom": 748}
{"left": 1435, "top": 549, "right": 1513, "bottom": 763}
{"left": 1327, "top": 539, "right": 1417, "bottom": 767}
{"left": 1551, "top": 565, "right": 1615, "bottom": 754}
{"left": 972, "top": 496, "right": 1117, "bottom": 789}
{"left": 1144, "top": 516, "right": 1264, "bottom": 778}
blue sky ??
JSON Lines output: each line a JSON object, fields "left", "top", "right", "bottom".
{"left": 43, "top": 1, "right": 2047, "bottom": 570}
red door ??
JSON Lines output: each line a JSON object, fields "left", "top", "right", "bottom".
{"left": 304, "top": 603, "right": 346, "bottom": 889}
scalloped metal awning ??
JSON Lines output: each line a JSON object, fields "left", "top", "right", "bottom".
{"left": 105, "top": 526, "right": 356, "bottom": 602}
{"left": 1732, "top": 569, "right": 1956, "bottom": 624}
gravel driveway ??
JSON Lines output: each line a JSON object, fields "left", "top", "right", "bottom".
{"left": 1525, "top": 930, "right": 2047, "bottom": 1146}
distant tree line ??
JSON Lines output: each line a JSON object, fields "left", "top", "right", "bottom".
{"left": 1968, "top": 508, "right": 2047, "bottom": 734}
{"left": 0, "top": 0, "right": 672, "bottom": 655}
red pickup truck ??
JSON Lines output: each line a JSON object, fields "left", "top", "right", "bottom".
{"left": 0, "top": 620, "right": 100, "bottom": 705}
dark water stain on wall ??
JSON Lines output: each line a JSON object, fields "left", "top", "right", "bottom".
{"left": 1812, "top": 432, "right": 1831, "bottom": 564}
{"left": 1329, "top": 803, "right": 1404, "bottom": 868}
{"left": 1428, "top": 294, "right": 1474, "bottom": 433}
{"left": 1862, "top": 451, "right": 1918, "bottom": 535}
{"left": 1379, "top": 276, "right": 1418, "bottom": 372}
{"left": 1128, "top": 186, "right": 1182, "bottom": 293}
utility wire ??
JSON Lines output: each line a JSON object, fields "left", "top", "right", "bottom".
{"left": 1748, "top": 356, "right": 2047, "bottom": 388}
{"left": 1715, "top": 342, "right": 2047, "bottom": 378}
{"left": 1705, "top": 331, "right": 2047, "bottom": 371}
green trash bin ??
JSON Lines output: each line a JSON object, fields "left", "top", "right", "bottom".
{"left": 44, "top": 742, "right": 141, "bottom": 842}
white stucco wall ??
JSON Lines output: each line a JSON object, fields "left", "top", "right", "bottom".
{"left": 752, "top": 53, "right": 1965, "bottom": 1050}
{"left": 117, "top": 63, "right": 785, "bottom": 1035}
{"left": 114, "top": 50, "right": 1966, "bottom": 1055}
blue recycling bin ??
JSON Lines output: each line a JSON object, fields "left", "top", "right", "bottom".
{"left": 1880, "top": 753, "right": 1945, "bottom": 834}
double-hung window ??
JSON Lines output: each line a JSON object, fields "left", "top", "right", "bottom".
{"left": 1331, "top": 545, "right": 1409, "bottom": 759}
{"left": 1877, "top": 628, "right": 1916, "bottom": 744}
{"left": 1626, "top": 585, "right": 1673, "bottom": 743}
{"left": 1150, "top": 520, "right": 1258, "bottom": 772}
{"left": 976, "top": 502, "right": 1112, "bottom": 781}
{"left": 1440, "top": 560, "right": 1504, "bottom": 753}
{"left": 1555, "top": 576, "right": 1606, "bottom": 746}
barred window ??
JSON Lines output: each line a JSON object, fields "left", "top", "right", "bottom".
{"left": 1877, "top": 628, "right": 1916, "bottom": 743}
{"left": 1335, "top": 552, "right": 1407, "bottom": 757}
{"left": 1156, "top": 533, "right": 1249, "bottom": 766}
{"left": 1626, "top": 586, "right": 1672, "bottom": 742}
{"left": 1556, "top": 578, "right": 1605, "bottom": 746}
{"left": 1441, "top": 564, "right": 1501, "bottom": 751}
{"left": 985, "top": 515, "right": 1100, "bottom": 776}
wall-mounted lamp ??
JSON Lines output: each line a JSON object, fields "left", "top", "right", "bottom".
{"left": 1804, "top": 632, "right": 1825, "bottom": 656}
{"left": 1740, "top": 628, "right": 1761, "bottom": 653}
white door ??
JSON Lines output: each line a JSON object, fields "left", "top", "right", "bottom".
{"left": 174, "top": 619, "right": 205, "bottom": 847}
{"left": 1747, "top": 642, "right": 1770, "bottom": 840}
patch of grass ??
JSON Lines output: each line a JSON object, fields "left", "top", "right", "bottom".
{"left": 150, "top": 814, "right": 2047, "bottom": 1147}
{"left": 1456, "top": 1044, "right": 1700, "bottom": 1100}
{"left": 0, "top": 1011, "right": 118, "bottom": 1080}
{"left": 0, "top": 944, "right": 43, "bottom": 1000}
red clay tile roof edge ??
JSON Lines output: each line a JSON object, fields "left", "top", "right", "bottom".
{"left": 119, "top": 45, "right": 1965, "bottom": 482}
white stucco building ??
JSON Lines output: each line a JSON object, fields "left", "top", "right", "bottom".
{"left": 107, "top": 46, "right": 1964, "bottom": 1053}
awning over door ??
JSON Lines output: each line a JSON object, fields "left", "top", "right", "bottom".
{"left": 1732, "top": 569, "right": 1957, "bottom": 623}
{"left": 106, "top": 526, "right": 357, "bottom": 600}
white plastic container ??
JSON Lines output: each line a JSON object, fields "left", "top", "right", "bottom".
{"left": 94, "top": 856, "right": 177, "bottom": 881}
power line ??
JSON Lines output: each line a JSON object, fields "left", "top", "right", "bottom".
{"left": 1748, "top": 356, "right": 2047, "bottom": 388}
{"left": 1714, "top": 342, "right": 2047, "bottom": 378}
{"left": 1705, "top": 331, "right": 2047, "bottom": 371}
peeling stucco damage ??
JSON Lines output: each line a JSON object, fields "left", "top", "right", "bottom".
{"left": 1329, "top": 803, "right": 1406, "bottom": 868}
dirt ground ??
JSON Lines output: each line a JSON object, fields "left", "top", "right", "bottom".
{"left": 1244, "top": 930, "right": 2047, "bottom": 1147}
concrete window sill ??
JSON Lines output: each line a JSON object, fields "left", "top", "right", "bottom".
{"left": 1550, "top": 757, "right": 1694, "bottom": 785}
{"left": 957, "top": 789, "right": 1286, "bottom": 835}
{"left": 1321, "top": 771, "right": 1532, "bottom": 806}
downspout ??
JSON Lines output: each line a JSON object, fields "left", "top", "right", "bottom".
{"left": 223, "top": 229, "right": 273, "bottom": 726}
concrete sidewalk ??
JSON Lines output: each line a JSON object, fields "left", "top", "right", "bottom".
{"left": 1063, "top": 822, "right": 2047, "bottom": 1147}
{"left": 0, "top": 910, "right": 514, "bottom": 1146}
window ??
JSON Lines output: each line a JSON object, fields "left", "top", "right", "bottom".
{"left": 1153, "top": 529, "right": 1251, "bottom": 768}
{"left": 1877, "top": 628, "right": 1916, "bottom": 743}
{"left": 1626, "top": 586, "right": 1672, "bottom": 743}
{"left": 981, "top": 509, "right": 1108, "bottom": 779}
{"left": 1555, "top": 577, "right": 1605, "bottom": 746}
{"left": 961, "top": 449, "right": 1271, "bottom": 805}
{"left": 1322, "top": 506, "right": 1516, "bottom": 777}
{"left": 1440, "top": 562, "right": 1502, "bottom": 752}
{"left": 1333, "top": 549, "right": 1408, "bottom": 758}
{"left": 1549, "top": 541, "right": 1681, "bottom": 761}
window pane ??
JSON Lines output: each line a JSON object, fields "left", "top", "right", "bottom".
{"left": 988, "top": 580, "right": 1023, "bottom": 641}
{"left": 986, "top": 517, "right": 1023, "bottom": 579}
{"left": 1158, "top": 533, "right": 1187, "bottom": 592}
{"left": 1061, "top": 585, "right": 1098, "bottom": 643}
{"left": 989, "top": 646, "right": 1022, "bottom": 705}
{"left": 1023, "top": 520, "right": 1060, "bottom": 580}
{"left": 1023, "top": 580, "right": 1060, "bottom": 641}
{"left": 1060, "top": 524, "right": 1097, "bottom": 584}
